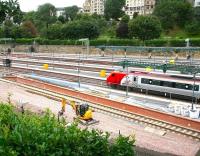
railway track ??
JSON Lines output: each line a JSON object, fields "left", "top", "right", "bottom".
{"left": 2, "top": 77, "right": 200, "bottom": 141}
{"left": 0, "top": 65, "right": 107, "bottom": 87}
{"left": 4, "top": 59, "right": 114, "bottom": 73}
{"left": 5, "top": 54, "right": 200, "bottom": 66}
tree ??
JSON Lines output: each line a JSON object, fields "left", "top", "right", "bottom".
{"left": 23, "top": 11, "right": 37, "bottom": 23}
{"left": 121, "top": 15, "right": 130, "bottom": 24}
{"left": 21, "top": 21, "right": 37, "bottom": 38}
{"left": 104, "top": 0, "right": 125, "bottom": 20}
{"left": 63, "top": 5, "right": 79, "bottom": 21}
{"left": 153, "top": 0, "right": 193, "bottom": 30}
{"left": 46, "top": 23, "right": 63, "bottom": 39}
{"left": 0, "top": 1, "right": 8, "bottom": 24}
{"left": 116, "top": 15, "right": 130, "bottom": 39}
{"left": 129, "top": 16, "right": 162, "bottom": 42}
{"left": 185, "top": 6, "right": 200, "bottom": 35}
{"left": 58, "top": 15, "right": 65, "bottom": 24}
{"left": 116, "top": 22, "right": 129, "bottom": 38}
{"left": 36, "top": 3, "right": 57, "bottom": 28}
{"left": 0, "top": 0, "right": 22, "bottom": 24}
{"left": 62, "top": 20, "right": 100, "bottom": 39}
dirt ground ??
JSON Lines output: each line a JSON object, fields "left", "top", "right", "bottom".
{"left": 0, "top": 80, "right": 200, "bottom": 156}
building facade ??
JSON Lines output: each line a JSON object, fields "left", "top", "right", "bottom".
{"left": 194, "top": 0, "right": 200, "bottom": 7}
{"left": 56, "top": 7, "right": 65, "bottom": 17}
{"left": 125, "top": 0, "right": 156, "bottom": 18}
{"left": 83, "top": 0, "right": 105, "bottom": 15}
{"left": 83, "top": 0, "right": 91, "bottom": 13}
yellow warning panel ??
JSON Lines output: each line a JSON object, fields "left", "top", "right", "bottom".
{"left": 145, "top": 66, "right": 152, "bottom": 72}
{"left": 100, "top": 70, "right": 106, "bottom": 77}
{"left": 169, "top": 59, "right": 175, "bottom": 64}
{"left": 43, "top": 64, "right": 49, "bottom": 70}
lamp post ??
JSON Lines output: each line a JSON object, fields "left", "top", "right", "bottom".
{"left": 78, "top": 52, "right": 81, "bottom": 88}
{"left": 191, "top": 72, "right": 196, "bottom": 111}
{"left": 125, "top": 60, "right": 129, "bottom": 97}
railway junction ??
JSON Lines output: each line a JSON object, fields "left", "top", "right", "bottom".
{"left": 0, "top": 50, "right": 200, "bottom": 156}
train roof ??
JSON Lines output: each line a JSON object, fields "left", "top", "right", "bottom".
{"left": 130, "top": 72, "right": 200, "bottom": 84}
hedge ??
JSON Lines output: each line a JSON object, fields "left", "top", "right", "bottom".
{"left": 0, "top": 104, "right": 135, "bottom": 156}
{"left": 4, "top": 38, "right": 200, "bottom": 47}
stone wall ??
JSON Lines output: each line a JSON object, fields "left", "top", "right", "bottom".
{"left": 1, "top": 44, "right": 200, "bottom": 59}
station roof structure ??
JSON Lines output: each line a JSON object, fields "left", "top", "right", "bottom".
{"left": 96, "top": 46, "right": 200, "bottom": 52}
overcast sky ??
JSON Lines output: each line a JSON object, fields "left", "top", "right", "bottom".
{"left": 18, "top": 0, "right": 85, "bottom": 12}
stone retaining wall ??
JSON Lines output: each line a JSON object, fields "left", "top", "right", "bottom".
{"left": 1, "top": 44, "right": 200, "bottom": 59}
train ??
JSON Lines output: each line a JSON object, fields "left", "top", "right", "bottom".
{"left": 106, "top": 71, "right": 200, "bottom": 101}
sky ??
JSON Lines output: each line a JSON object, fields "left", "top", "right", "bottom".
{"left": 18, "top": 0, "right": 85, "bottom": 12}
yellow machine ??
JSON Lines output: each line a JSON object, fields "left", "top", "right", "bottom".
{"left": 70, "top": 101, "right": 99, "bottom": 125}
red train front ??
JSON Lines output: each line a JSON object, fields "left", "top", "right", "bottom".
{"left": 106, "top": 71, "right": 126, "bottom": 88}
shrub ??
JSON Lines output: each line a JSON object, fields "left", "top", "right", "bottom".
{"left": 145, "top": 39, "right": 168, "bottom": 47}
{"left": 0, "top": 104, "right": 135, "bottom": 156}
{"left": 190, "top": 39, "right": 200, "bottom": 47}
{"left": 129, "top": 16, "right": 162, "bottom": 41}
{"left": 169, "top": 39, "right": 186, "bottom": 47}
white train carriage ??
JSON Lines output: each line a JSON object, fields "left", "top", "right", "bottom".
{"left": 120, "top": 72, "right": 200, "bottom": 100}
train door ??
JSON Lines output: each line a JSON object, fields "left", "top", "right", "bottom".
{"left": 132, "top": 76, "right": 138, "bottom": 88}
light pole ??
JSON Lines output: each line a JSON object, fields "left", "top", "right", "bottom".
{"left": 126, "top": 60, "right": 129, "bottom": 97}
{"left": 78, "top": 52, "right": 81, "bottom": 88}
{"left": 191, "top": 72, "right": 196, "bottom": 111}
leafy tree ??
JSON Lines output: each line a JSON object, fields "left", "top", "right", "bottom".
{"left": 2, "top": 20, "right": 13, "bottom": 38}
{"left": 46, "top": 23, "right": 63, "bottom": 39}
{"left": 62, "top": 20, "right": 100, "bottom": 39}
{"left": 121, "top": 15, "right": 130, "bottom": 23}
{"left": 116, "top": 22, "right": 129, "bottom": 38}
{"left": 63, "top": 5, "right": 79, "bottom": 21}
{"left": 36, "top": 3, "right": 57, "bottom": 29}
{"left": 58, "top": 15, "right": 65, "bottom": 24}
{"left": 129, "top": 16, "right": 162, "bottom": 42}
{"left": 23, "top": 11, "right": 37, "bottom": 23}
{"left": 185, "top": 22, "right": 200, "bottom": 36}
{"left": 104, "top": 0, "right": 126, "bottom": 20}
{"left": 153, "top": 0, "right": 193, "bottom": 30}
{"left": 0, "top": 0, "right": 22, "bottom": 24}
{"left": 185, "top": 6, "right": 200, "bottom": 35}
{"left": 193, "top": 6, "right": 200, "bottom": 21}
{"left": 0, "top": 1, "right": 8, "bottom": 24}
{"left": 21, "top": 21, "right": 37, "bottom": 38}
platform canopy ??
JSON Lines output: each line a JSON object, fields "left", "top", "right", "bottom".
{"left": 96, "top": 46, "right": 200, "bottom": 52}
{"left": 119, "top": 60, "right": 200, "bottom": 74}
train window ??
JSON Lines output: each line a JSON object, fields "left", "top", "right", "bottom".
{"left": 194, "top": 85, "right": 199, "bottom": 91}
{"left": 163, "top": 81, "right": 173, "bottom": 87}
{"left": 160, "top": 81, "right": 164, "bottom": 86}
{"left": 185, "top": 84, "right": 193, "bottom": 90}
{"left": 149, "top": 79, "right": 152, "bottom": 84}
{"left": 134, "top": 77, "right": 136, "bottom": 81}
{"left": 152, "top": 80, "right": 160, "bottom": 86}
{"left": 141, "top": 78, "right": 149, "bottom": 84}
{"left": 172, "top": 82, "right": 176, "bottom": 88}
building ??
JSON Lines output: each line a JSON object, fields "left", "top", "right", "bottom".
{"left": 83, "top": 0, "right": 91, "bottom": 13}
{"left": 124, "top": 0, "right": 156, "bottom": 18}
{"left": 56, "top": 7, "right": 65, "bottom": 17}
{"left": 83, "top": 0, "right": 105, "bottom": 15}
{"left": 144, "top": 0, "right": 156, "bottom": 15}
{"left": 194, "top": 0, "right": 200, "bottom": 7}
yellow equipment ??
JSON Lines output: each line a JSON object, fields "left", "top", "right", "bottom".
{"left": 70, "top": 101, "right": 99, "bottom": 125}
